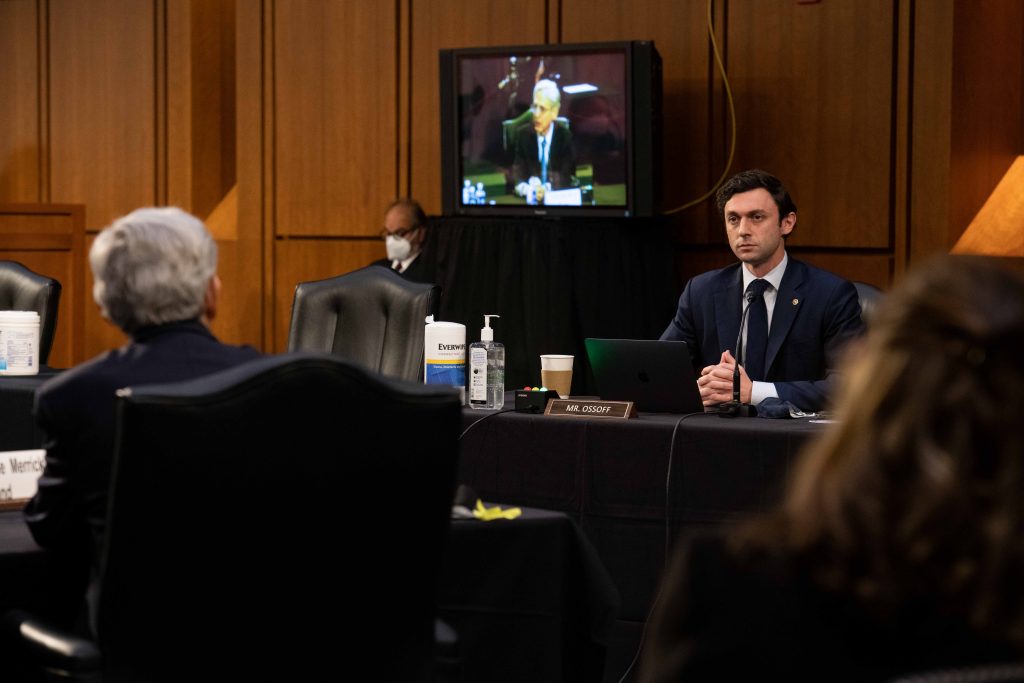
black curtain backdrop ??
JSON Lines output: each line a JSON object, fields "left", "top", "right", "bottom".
{"left": 417, "top": 216, "right": 677, "bottom": 395}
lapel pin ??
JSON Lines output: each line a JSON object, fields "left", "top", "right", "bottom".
{"left": 792, "top": 298, "right": 799, "bottom": 305}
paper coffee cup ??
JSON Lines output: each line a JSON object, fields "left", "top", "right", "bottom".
{"left": 540, "top": 354, "right": 573, "bottom": 399}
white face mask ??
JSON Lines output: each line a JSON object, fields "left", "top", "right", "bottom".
{"left": 385, "top": 235, "right": 412, "bottom": 262}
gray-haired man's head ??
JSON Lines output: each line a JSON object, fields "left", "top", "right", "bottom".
{"left": 90, "top": 207, "right": 220, "bottom": 334}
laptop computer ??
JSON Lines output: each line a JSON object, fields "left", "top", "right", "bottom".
{"left": 584, "top": 338, "right": 703, "bottom": 414}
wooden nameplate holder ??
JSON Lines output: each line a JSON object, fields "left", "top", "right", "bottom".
{"left": 543, "top": 398, "right": 637, "bottom": 419}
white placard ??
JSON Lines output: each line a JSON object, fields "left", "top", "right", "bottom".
{"left": 0, "top": 449, "right": 45, "bottom": 502}
{"left": 543, "top": 188, "right": 583, "bottom": 206}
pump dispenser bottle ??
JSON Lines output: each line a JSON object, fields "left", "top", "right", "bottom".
{"left": 469, "top": 314, "right": 505, "bottom": 410}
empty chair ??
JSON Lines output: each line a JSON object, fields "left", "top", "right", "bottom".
{"left": 287, "top": 265, "right": 440, "bottom": 381}
{"left": 16, "top": 352, "right": 462, "bottom": 682}
{"left": 0, "top": 260, "right": 62, "bottom": 366}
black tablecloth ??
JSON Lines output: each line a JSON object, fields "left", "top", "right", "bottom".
{"left": 2, "top": 373, "right": 824, "bottom": 681}
{"left": 441, "top": 507, "right": 619, "bottom": 682}
{"left": 1, "top": 507, "right": 618, "bottom": 683}
{"left": 0, "top": 370, "right": 59, "bottom": 452}
{"left": 458, "top": 402, "right": 826, "bottom": 680}
{"left": 0, "top": 511, "right": 85, "bottom": 627}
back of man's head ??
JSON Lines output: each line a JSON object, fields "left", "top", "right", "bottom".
{"left": 386, "top": 198, "right": 427, "bottom": 228}
{"left": 715, "top": 169, "right": 797, "bottom": 218}
{"left": 90, "top": 207, "right": 217, "bottom": 334}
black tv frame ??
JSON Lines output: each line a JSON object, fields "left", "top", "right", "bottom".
{"left": 440, "top": 40, "right": 662, "bottom": 219}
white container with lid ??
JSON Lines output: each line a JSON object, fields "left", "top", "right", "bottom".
{"left": 424, "top": 315, "right": 466, "bottom": 403}
{"left": 0, "top": 311, "right": 41, "bottom": 375}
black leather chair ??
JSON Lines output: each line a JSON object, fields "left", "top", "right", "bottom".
{"left": 15, "top": 353, "right": 462, "bottom": 682}
{"left": 0, "top": 260, "right": 62, "bottom": 366}
{"left": 853, "top": 280, "right": 884, "bottom": 325}
{"left": 287, "top": 265, "right": 440, "bottom": 382}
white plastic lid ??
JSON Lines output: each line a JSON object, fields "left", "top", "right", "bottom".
{"left": 0, "top": 310, "right": 40, "bottom": 323}
{"left": 425, "top": 317, "right": 465, "bottom": 329}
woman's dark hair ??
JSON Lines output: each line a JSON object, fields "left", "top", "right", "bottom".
{"left": 741, "top": 254, "right": 1024, "bottom": 643}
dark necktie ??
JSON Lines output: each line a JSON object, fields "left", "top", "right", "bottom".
{"left": 744, "top": 279, "right": 770, "bottom": 381}
{"left": 392, "top": 261, "right": 402, "bottom": 273}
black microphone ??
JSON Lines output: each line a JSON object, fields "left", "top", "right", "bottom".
{"left": 717, "top": 289, "right": 756, "bottom": 418}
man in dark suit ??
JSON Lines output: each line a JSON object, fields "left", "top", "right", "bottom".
{"left": 660, "top": 169, "right": 864, "bottom": 411}
{"left": 23, "top": 207, "right": 259, "bottom": 632}
{"left": 370, "top": 198, "right": 432, "bottom": 283}
{"left": 512, "top": 79, "right": 578, "bottom": 202}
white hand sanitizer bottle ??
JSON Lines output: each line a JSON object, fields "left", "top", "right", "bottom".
{"left": 469, "top": 314, "right": 504, "bottom": 410}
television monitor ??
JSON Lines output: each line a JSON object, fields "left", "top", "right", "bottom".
{"left": 440, "top": 40, "right": 662, "bottom": 218}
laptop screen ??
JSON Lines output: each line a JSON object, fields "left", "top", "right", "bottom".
{"left": 584, "top": 338, "right": 703, "bottom": 414}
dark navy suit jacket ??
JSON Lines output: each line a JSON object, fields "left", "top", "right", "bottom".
{"left": 660, "top": 257, "right": 864, "bottom": 411}
{"left": 24, "top": 320, "right": 260, "bottom": 610}
{"left": 511, "top": 122, "right": 578, "bottom": 190}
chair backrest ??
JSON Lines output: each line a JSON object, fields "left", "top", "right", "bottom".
{"left": 0, "top": 260, "right": 62, "bottom": 365}
{"left": 853, "top": 280, "right": 884, "bottom": 324}
{"left": 287, "top": 265, "right": 440, "bottom": 382}
{"left": 98, "top": 353, "right": 462, "bottom": 681}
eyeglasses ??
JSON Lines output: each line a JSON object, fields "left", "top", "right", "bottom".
{"left": 379, "top": 225, "right": 420, "bottom": 240}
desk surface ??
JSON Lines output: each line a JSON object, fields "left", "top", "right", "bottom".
{"left": 1, "top": 506, "right": 618, "bottom": 683}
{"left": 460, "top": 407, "right": 822, "bottom": 522}
{"left": 459, "top": 405, "right": 825, "bottom": 681}
{"left": 442, "top": 507, "right": 618, "bottom": 682}
{"left": 3, "top": 376, "right": 822, "bottom": 682}
{"left": 0, "top": 370, "right": 59, "bottom": 452}
{"left": 0, "top": 510, "right": 85, "bottom": 626}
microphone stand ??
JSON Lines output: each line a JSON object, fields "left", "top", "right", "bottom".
{"left": 717, "top": 290, "right": 756, "bottom": 418}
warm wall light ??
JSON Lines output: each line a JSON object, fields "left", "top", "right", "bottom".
{"left": 952, "top": 156, "right": 1024, "bottom": 256}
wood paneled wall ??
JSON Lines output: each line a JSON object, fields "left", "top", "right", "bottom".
{"left": 0, "top": 204, "right": 85, "bottom": 368}
{"left": 409, "top": 0, "right": 549, "bottom": 214}
{"left": 1, "top": 0, "right": 1021, "bottom": 363}
{"left": 0, "top": 0, "right": 251, "bottom": 363}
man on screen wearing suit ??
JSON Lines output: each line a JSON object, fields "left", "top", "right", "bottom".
{"left": 24, "top": 207, "right": 260, "bottom": 633}
{"left": 660, "top": 169, "right": 864, "bottom": 412}
{"left": 370, "top": 198, "right": 432, "bottom": 283}
{"left": 512, "top": 79, "right": 578, "bottom": 203}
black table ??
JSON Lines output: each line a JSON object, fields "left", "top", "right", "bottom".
{"left": 441, "top": 507, "right": 619, "bottom": 682}
{"left": 3, "top": 374, "right": 823, "bottom": 681}
{"left": 0, "top": 370, "right": 59, "bottom": 452}
{"left": 458, "top": 402, "right": 826, "bottom": 680}
{"left": 0, "top": 507, "right": 617, "bottom": 682}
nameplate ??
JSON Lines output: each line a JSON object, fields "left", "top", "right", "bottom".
{"left": 544, "top": 399, "right": 637, "bottom": 419}
{"left": 0, "top": 449, "right": 45, "bottom": 509}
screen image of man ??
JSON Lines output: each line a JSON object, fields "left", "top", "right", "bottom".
{"left": 660, "top": 169, "right": 865, "bottom": 412}
{"left": 512, "top": 79, "right": 578, "bottom": 203}
{"left": 370, "top": 198, "right": 431, "bottom": 283}
{"left": 23, "top": 207, "right": 260, "bottom": 632}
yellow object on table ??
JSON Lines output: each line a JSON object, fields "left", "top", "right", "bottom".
{"left": 473, "top": 500, "right": 522, "bottom": 521}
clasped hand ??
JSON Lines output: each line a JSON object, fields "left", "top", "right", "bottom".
{"left": 697, "top": 350, "right": 751, "bottom": 406}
